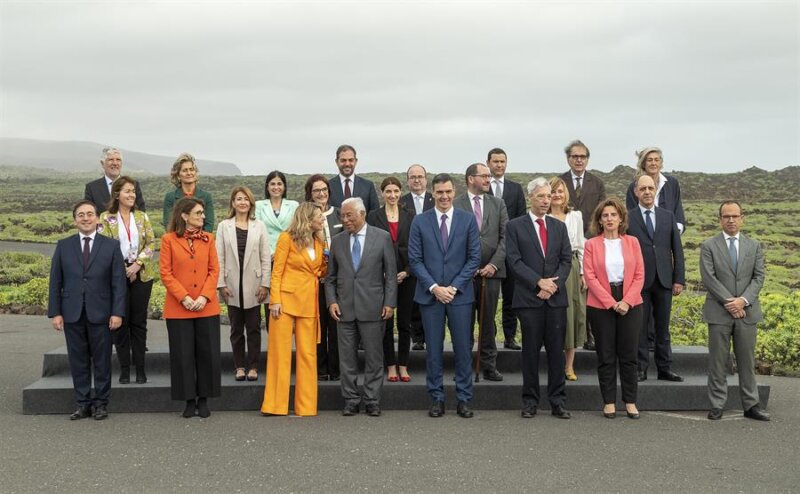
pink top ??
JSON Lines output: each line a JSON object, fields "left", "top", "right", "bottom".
{"left": 583, "top": 234, "right": 645, "bottom": 309}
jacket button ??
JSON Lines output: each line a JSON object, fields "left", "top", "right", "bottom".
{"left": 194, "top": 284, "right": 197, "bottom": 287}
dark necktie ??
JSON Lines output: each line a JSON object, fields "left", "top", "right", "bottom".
{"left": 728, "top": 237, "right": 738, "bottom": 274}
{"left": 440, "top": 214, "right": 449, "bottom": 253}
{"left": 645, "top": 210, "right": 655, "bottom": 239}
{"left": 352, "top": 233, "right": 361, "bottom": 271}
{"left": 83, "top": 236, "right": 91, "bottom": 269}
{"left": 344, "top": 178, "right": 352, "bottom": 199}
{"left": 536, "top": 218, "right": 547, "bottom": 254}
{"left": 574, "top": 176, "right": 582, "bottom": 198}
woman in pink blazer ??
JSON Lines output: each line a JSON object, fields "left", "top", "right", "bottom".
{"left": 583, "top": 197, "right": 645, "bottom": 419}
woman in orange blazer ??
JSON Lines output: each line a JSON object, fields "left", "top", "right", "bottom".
{"left": 160, "top": 197, "right": 222, "bottom": 419}
{"left": 583, "top": 197, "right": 645, "bottom": 420}
{"left": 261, "top": 203, "right": 327, "bottom": 416}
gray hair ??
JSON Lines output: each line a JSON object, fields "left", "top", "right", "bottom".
{"left": 564, "top": 139, "right": 590, "bottom": 158}
{"left": 341, "top": 197, "right": 366, "bottom": 214}
{"left": 101, "top": 147, "right": 122, "bottom": 161}
{"left": 635, "top": 146, "right": 663, "bottom": 173}
{"left": 526, "top": 177, "right": 550, "bottom": 195}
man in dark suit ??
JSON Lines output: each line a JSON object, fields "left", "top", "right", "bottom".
{"left": 506, "top": 178, "right": 572, "bottom": 419}
{"left": 485, "top": 148, "right": 527, "bottom": 350}
{"left": 326, "top": 198, "right": 397, "bottom": 417}
{"left": 48, "top": 201, "right": 127, "bottom": 420}
{"left": 328, "top": 144, "right": 380, "bottom": 212}
{"left": 400, "top": 164, "right": 433, "bottom": 350}
{"left": 84, "top": 147, "right": 146, "bottom": 212}
{"left": 701, "top": 201, "right": 769, "bottom": 421}
{"left": 408, "top": 174, "right": 481, "bottom": 418}
{"left": 454, "top": 163, "right": 508, "bottom": 381}
{"left": 628, "top": 175, "right": 685, "bottom": 382}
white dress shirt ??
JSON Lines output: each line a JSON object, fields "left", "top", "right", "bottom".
{"left": 339, "top": 173, "right": 356, "bottom": 196}
{"left": 639, "top": 204, "right": 657, "bottom": 231}
{"left": 349, "top": 222, "right": 368, "bottom": 251}
{"left": 79, "top": 231, "right": 97, "bottom": 252}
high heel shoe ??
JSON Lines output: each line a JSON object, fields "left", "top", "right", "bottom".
{"left": 603, "top": 405, "right": 616, "bottom": 419}
{"left": 387, "top": 375, "right": 400, "bottom": 382}
{"left": 399, "top": 375, "right": 411, "bottom": 382}
{"left": 565, "top": 368, "right": 577, "bottom": 381}
{"left": 235, "top": 368, "right": 246, "bottom": 381}
{"left": 625, "top": 405, "right": 640, "bottom": 419}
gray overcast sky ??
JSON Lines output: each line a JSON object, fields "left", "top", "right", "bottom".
{"left": 1, "top": 0, "right": 797, "bottom": 175}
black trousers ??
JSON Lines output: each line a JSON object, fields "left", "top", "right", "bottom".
{"left": 408, "top": 276, "right": 425, "bottom": 344}
{"left": 317, "top": 282, "right": 339, "bottom": 378}
{"left": 517, "top": 305, "right": 567, "bottom": 408}
{"left": 228, "top": 305, "right": 261, "bottom": 371}
{"left": 384, "top": 276, "right": 414, "bottom": 367}
{"left": 470, "top": 276, "right": 500, "bottom": 372}
{"left": 166, "top": 316, "right": 221, "bottom": 401}
{"left": 65, "top": 308, "right": 112, "bottom": 408}
{"left": 588, "top": 285, "right": 641, "bottom": 405}
{"left": 638, "top": 284, "right": 673, "bottom": 373}
{"left": 114, "top": 276, "right": 153, "bottom": 369}
{"left": 501, "top": 265, "right": 518, "bottom": 341}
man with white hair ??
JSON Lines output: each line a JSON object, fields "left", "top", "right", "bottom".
{"left": 84, "top": 147, "right": 146, "bottom": 212}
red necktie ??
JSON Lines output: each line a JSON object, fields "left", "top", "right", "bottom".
{"left": 536, "top": 218, "right": 547, "bottom": 254}
{"left": 344, "top": 178, "right": 352, "bottom": 199}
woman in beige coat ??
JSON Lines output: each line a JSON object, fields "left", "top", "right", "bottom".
{"left": 216, "top": 186, "right": 272, "bottom": 381}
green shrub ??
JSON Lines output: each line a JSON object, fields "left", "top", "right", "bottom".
{"left": 0, "top": 252, "right": 51, "bottom": 284}
{"left": 1, "top": 277, "right": 49, "bottom": 307}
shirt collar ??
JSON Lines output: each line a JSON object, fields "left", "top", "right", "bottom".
{"left": 492, "top": 175, "right": 505, "bottom": 184}
{"left": 352, "top": 223, "right": 368, "bottom": 237}
{"left": 723, "top": 232, "right": 740, "bottom": 241}
{"left": 529, "top": 211, "right": 546, "bottom": 223}
{"left": 340, "top": 173, "right": 356, "bottom": 183}
{"left": 571, "top": 171, "right": 585, "bottom": 180}
{"left": 467, "top": 191, "right": 483, "bottom": 201}
{"left": 435, "top": 207, "right": 454, "bottom": 220}
{"left": 639, "top": 204, "right": 655, "bottom": 215}
{"left": 81, "top": 231, "right": 97, "bottom": 241}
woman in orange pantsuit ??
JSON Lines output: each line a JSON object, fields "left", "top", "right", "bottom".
{"left": 261, "top": 203, "right": 327, "bottom": 416}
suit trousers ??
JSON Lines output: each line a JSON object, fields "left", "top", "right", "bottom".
{"left": 114, "top": 276, "right": 153, "bottom": 370}
{"left": 227, "top": 305, "right": 262, "bottom": 371}
{"left": 166, "top": 316, "right": 221, "bottom": 401}
{"left": 408, "top": 277, "right": 425, "bottom": 344}
{"left": 501, "top": 265, "right": 518, "bottom": 341}
{"left": 65, "top": 308, "right": 113, "bottom": 408}
{"left": 339, "top": 320, "right": 385, "bottom": 405}
{"left": 587, "top": 286, "right": 641, "bottom": 404}
{"left": 638, "top": 283, "right": 674, "bottom": 373}
{"left": 261, "top": 314, "right": 317, "bottom": 416}
{"left": 517, "top": 306, "right": 567, "bottom": 408}
{"left": 471, "top": 276, "right": 500, "bottom": 372}
{"left": 420, "top": 302, "right": 473, "bottom": 403}
{"left": 384, "top": 276, "right": 414, "bottom": 367}
{"left": 317, "top": 283, "right": 340, "bottom": 378}
{"left": 707, "top": 321, "right": 760, "bottom": 410}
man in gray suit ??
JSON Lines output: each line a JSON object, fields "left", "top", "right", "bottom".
{"left": 701, "top": 201, "right": 769, "bottom": 421}
{"left": 454, "top": 163, "right": 508, "bottom": 381}
{"left": 326, "top": 197, "right": 397, "bottom": 417}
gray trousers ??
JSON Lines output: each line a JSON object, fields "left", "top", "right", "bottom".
{"left": 338, "top": 320, "right": 385, "bottom": 405}
{"left": 708, "top": 321, "right": 760, "bottom": 410}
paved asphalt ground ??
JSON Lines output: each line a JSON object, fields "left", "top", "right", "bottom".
{"left": 1, "top": 314, "right": 798, "bottom": 493}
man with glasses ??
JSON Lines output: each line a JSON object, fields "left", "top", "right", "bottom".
{"left": 85, "top": 147, "right": 146, "bottom": 212}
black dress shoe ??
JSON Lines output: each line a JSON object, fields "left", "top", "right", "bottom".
{"left": 342, "top": 403, "right": 360, "bottom": 416}
{"left": 521, "top": 405, "right": 537, "bottom": 418}
{"left": 504, "top": 339, "right": 521, "bottom": 350}
{"left": 365, "top": 403, "right": 381, "bottom": 417}
{"left": 93, "top": 406, "right": 108, "bottom": 420}
{"left": 197, "top": 397, "right": 210, "bottom": 418}
{"left": 329, "top": 374, "right": 340, "bottom": 381}
{"left": 637, "top": 370, "right": 647, "bottom": 382}
{"left": 657, "top": 370, "right": 684, "bottom": 382}
{"left": 135, "top": 366, "right": 147, "bottom": 384}
{"left": 743, "top": 405, "right": 770, "bottom": 421}
{"left": 412, "top": 341, "right": 425, "bottom": 351}
{"left": 708, "top": 408, "right": 723, "bottom": 420}
{"left": 456, "top": 401, "right": 473, "bottom": 418}
{"left": 551, "top": 405, "right": 571, "bottom": 419}
{"left": 482, "top": 369, "right": 504, "bottom": 382}
{"left": 70, "top": 407, "right": 92, "bottom": 420}
{"left": 119, "top": 367, "right": 130, "bottom": 384}
{"left": 183, "top": 399, "right": 196, "bottom": 418}
{"left": 429, "top": 401, "right": 445, "bottom": 418}
{"left": 582, "top": 341, "right": 595, "bottom": 351}
{"left": 318, "top": 374, "right": 330, "bottom": 382}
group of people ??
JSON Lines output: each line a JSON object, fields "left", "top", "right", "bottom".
{"left": 47, "top": 141, "right": 770, "bottom": 422}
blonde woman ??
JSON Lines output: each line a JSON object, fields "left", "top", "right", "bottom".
{"left": 162, "top": 153, "right": 215, "bottom": 232}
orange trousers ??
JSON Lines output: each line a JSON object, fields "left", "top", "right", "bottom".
{"left": 260, "top": 314, "right": 318, "bottom": 416}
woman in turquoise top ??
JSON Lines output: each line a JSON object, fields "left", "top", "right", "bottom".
{"left": 162, "top": 152, "right": 215, "bottom": 232}
{"left": 255, "top": 170, "right": 299, "bottom": 256}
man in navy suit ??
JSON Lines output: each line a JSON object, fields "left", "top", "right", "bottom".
{"left": 506, "top": 178, "right": 573, "bottom": 419}
{"left": 48, "top": 201, "right": 127, "bottom": 420}
{"left": 84, "top": 147, "right": 146, "bottom": 212}
{"left": 627, "top": 175, "right": 685, "bottom": 382}
{"left": 328, "top": 144, "right": 380, "bottom": 212}
{"left": 408, "top": 174, "right": 481, "bottom": 418}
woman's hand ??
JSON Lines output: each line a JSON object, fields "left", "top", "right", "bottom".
{"left": 256, "top": 286, "right": 269, "bottom": 303}
{"left": 182, "top": 295, "right": 195, "bottom": 311}
{"left": 613, "top": 301, "right": 630, "bottom": 315}
{"left": 397, "top": 271, "right": 408, "bottom": 283}
{"left": 192, "top": 296, "right": 208, "bottom": 312}
{"left": 126, "top": 262, "right": 142, "bottom": 282}
{"left": 218, "top": 287, "right": 231, "bottom": 303}
{"left": 270, "top": 303, "right": 282, "bottom": 319}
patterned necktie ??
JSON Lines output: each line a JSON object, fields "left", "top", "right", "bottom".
{"left": 574, "top": 176, "right": 582, "bottom": 198}
{"left": 473, "top": 196, "right": 483, "bottom": 231}
{"left": 494, "top": 180, "right": 503, "bottom": 198}
{"left": 352, "top": 233, "right": 361, "bottom": 271}
{"left": 645, "top": 210, "right": 655, "bottom": 239}
{"left": 440, "top": 214, "right": 449, "bottom": 253}
{"left": 536, "top": 218, "right": 547, "bottom": 254}
{"left": 728, "top": 237, "right": 738, "bottom": 274}
{"left": 344, "top": 178, "right": 352, "bottom": 199}
{"left": 82, "top": 236, "right": 91, "bottom": 269}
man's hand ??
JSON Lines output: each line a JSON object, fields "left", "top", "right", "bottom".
{"left": 672, "top": 283, "right": 684, "bottom": 296}
{"left": 724, "top": 297, "right": 746, "bottom": 314}
{"left": 536, "top": 290, "right": 552, "bottom": 300}
{"left": 256, "top": 286, "right": 269, "bottom": 303}
{"left": 478, "top": 264, "right": 497, "bottom": 278}
{"left": 432, "top": 286, "right": 455, "bottom": 304}
{"left": 381, "top": 306, "right": 394, "bottom": 320}
{"left": 329, "top": 303, "right": 341, "bottom": 322}
{"left": 537, "top": 277, "right": 559, "bottom": 295}
{"left": 109, "top": 316, "right": 123, "bottom": 330}
{"left": 52, "top": 315, "right": 64, "bottom": 332}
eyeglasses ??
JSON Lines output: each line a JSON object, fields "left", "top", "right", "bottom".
{"left": 75, "top": 211, "right": 96, "bottom": 219}
{"left": 190, "top": 211, "right": 205, "bottom": 217}
{"left": 569, "top": 155, "right": 588, "bottom": 160}
{"left": 311, "top": 188, "right": 328, "bottom": 194}
{"left": 471, "top": 174, "right": 491, "bottom": 179}
{"left": 408, "top": 175, "right": 426, "bottom": 181}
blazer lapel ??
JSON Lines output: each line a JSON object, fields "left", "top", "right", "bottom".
{"left": 86, "top": 234, "right": 103, "bottom": 271}
{"left": 429, "top": 212, "right": 446, "bottom": 254}
{"left": 527, "top": 216, "right": 545, "bottom": 259}
{"left": 713, "top": 233, "right": 736, "bottom": 274}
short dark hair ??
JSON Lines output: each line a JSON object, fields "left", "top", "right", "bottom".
{"left": 487, "top": 147, "right": 506, "bottom": 162}
{"left": 432, "top": 173, "right": 453, "bottom": 187}
{"left": 168, "top": 197, "right": 205, "bottom": 236}
{"left": 718, "top": 200, "right": 743, "bottom": 217}
{"left": 72, "top": 200, "right": 97, "bottom": 218}
{"left": 465, "top": 163, "right": 484, "bottom": 183}
{"left": 264, "top": 170, "right": 288, "bottom": 199}
{"left": 336, "top": 144, "right": 357, "bottom": 160}
{"left": 304, "top": 174, "right": 330, "bottom": 202}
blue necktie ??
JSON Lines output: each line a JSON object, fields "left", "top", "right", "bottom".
{"left": 645, "top": 210, "right": 655, "bottom": 239}
{"left": 728, "top": 237, "right": 737, "bottom": 274}
{"left": 352, "top": 234, "right": 361, "bottom": 271}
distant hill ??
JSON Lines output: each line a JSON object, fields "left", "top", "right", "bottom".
{"left": 0, "top": 138, "right": 242, "bottom": 176}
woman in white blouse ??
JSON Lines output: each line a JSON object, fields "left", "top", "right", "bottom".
{"left": 547, "top": 177, "right": 585, "bottom": 381}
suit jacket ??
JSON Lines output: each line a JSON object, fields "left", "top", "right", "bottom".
{"left": 700, "top": 232, "right": 764, "bottom": 325}
{"left": 560, "top": 171, "right": 606, "bottom": 237}
{"left": 625, "top": 175, "right": 686, "bottom": 230}
{"left": 329, "top": 175, "right": 380, "bottom": 212}
{"left": 97, "top": 210, "right": 157, "bottom": 282}
{"left": 367, "top": 206, "right": 415, "bottom": 274}
{"left": 84, "top": 177, "right": 146, "bottom": 213}
{"left": 626, "top": 206, "right": 685, "bottom": 290}
{"left": 487, "top": 177, "right": 527, "bottom": 220}
{"left": 159, "top": 231, "right": 221, "bottom": 319}
{"left": 162, "top": 187, "right": 215, "bottom": 232}
{"left": 453, "top": 193, "right": 508, "bottom": 278}
{"left": 269, "top": 232, "right": 327, "bottom": 317}
{"left": 48, "top": 233, "right": 127, "bottom": 324}
{"left": 505, "top": 215, "right": 572, "bottom": 308}
{"left": 583, "top": 235, "right": 645, "bottom": 309}
{"left": 255, "top": 198, "right": 299, "bottom": 255}
{"left": 215, "top": 218, "right": 272, "bottom": 309}
{"left": 400, "top": 192, "right": 434, "bottom": 216}
{"left": 408, "top": 208, "right": 481, "bottom": 306}
{"left": 325, "top": 226, "right": 398, "bottom": 322}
